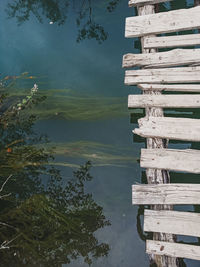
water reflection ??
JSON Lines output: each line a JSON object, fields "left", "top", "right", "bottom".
{"left": 0, "top": 83, "right": 110, "bottom": 266}
{"left": 6, "top": 0, "right": 121, "bottom": 43}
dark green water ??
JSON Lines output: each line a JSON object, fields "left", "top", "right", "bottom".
{"left": 0, "top": 0, "right": 199, "bottom": 266}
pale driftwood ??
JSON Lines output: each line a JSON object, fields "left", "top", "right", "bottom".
{"left": 123, "top": 49, "right": 200, "bottom": 68}
{"left": 129, "top": 0, "right": 172, "bottom": 7}
{"left": 132, "top": 184, "right": 200, "bottom": 205}
{"left": 141, "top": 148, "right": 200, "bottom": 173}
{"left": 138, "top": 84, "right": 200, "bottom": 92}
{"left": 125, "top": 66, "right": 200, "bottom": 84}
{"left": 134, "top": 116, "right": 200, "bottom": 141}
{"left": 128, "top": 95, "right": 200, "bottom": 108}
{"left": 144, "top": 210, "right": 200, "bottom": 237}
{"left": 144, "top": 34, "right": 200, "bottom": 49}
{"left": 125, "top": 6, "right": 200, "bottom": 38}
{"left": 146, "top": 240, "right": 200, "bottom": 261}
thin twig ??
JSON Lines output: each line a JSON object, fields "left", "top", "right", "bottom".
{"left": 0, "top": 234, "right": 20, "bottom": 250}
{"left": 0, "top": 174, "right": 12, "bottom": 193}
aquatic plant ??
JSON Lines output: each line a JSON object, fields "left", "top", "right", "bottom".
{"left": 39, "top": 140, "right": 139, "bottom": 167}
{"left": 7, "top": 87, "right": 127, "bottom": 121}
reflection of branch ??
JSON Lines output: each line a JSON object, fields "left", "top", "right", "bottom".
{"left": 0, "top": 174, "right": 12, "bottom": 199}
{"left": 0, "top": 234, "right": 20, "bottom": 250}
{"left": 0, "top": 222, "right": 16, "bottom": 230}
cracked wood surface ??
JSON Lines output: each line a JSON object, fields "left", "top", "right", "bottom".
{"left": 146, "top": 240, "right": 200, "bottom": 261}
{"left": 132, "top": 184, "right": 200, "bottom": 205}
{"left": 126, "top": 6, "right": 200, "bottom": 37}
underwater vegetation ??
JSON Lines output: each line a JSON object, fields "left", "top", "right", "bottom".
{"left": 39, "top": 140, "right": 139, "bottom": 168}
{"left": 7, "top": 88, "right": 127, "bottom": 121}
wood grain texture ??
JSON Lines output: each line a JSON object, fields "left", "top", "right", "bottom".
{"left": 141, "top": 148, "right": 200, "bottom": 173}
{"left": 125, "top": 66, "right": 200, "bottom": 84}
{"left": 132, "top": 184, "right": 200, "bottom": 205}
{"left": 133, "top": 116, "right": 200, "bottom": 141}
{"left": 146, "top": 240, "right": 200, "bottom": 261}
{"left": 144, "top": 210, "right": 200, "bottom": 237}
{"left": 128, "top": 95, "right": 200, "bottom": 108}
{"left": 138, "top": 84, "right": 200, "bottom": 92}
{"left": 144, "top": 34, "right": 200, "bottom": 49}
{"left": 125, "top": 6, "right": 200, "bottom": 38}
{"left": 123, "top": 49, "right": 200, "bottom": 68}
{"left": 129, "top": 0, "right": 172, "bottom": 7}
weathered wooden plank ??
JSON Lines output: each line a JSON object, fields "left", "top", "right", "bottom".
{"left": 138, "top": 84, "right": 200, "bottom": 92}
{"left": 125, "top": 6, "right": 200, "bottom": 38}
{"left": 141, "top": 148, "right": 200, "bottom": 173}
{"left": 128, "top": 95, "right": 200, "bottom": 108}
{"left": 144, "top": 34, "right": 200, "bottom": 49}
{"left": 123, "top": 49, "right": 200, "bottom": 68}
{"left": 134, "top": 117, "right": 200, "bottom": 141}
{"left": 146, "top": 240, "right": 200, "bottom": 261}
{"left": 132, "top": 184, "right": 200, "bottom": 205}
{"left": 129, "top": 0, "right": 172, "bottom": 7}
{"left": 144, "top": 210, "right": 200, "bottom": 237}
{"left": 125, "top": 66, "right": 200, "bottom": 84}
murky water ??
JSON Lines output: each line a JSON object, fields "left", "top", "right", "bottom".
{"left": 0, "top": 0, "right": 200, "bottom": 266}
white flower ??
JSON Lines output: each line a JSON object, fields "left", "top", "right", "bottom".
{"left": 31, "top": 83, "right": 38, "bottom": 93}
{"left": 49, "top": 21, "right": 54, "bottom": 24}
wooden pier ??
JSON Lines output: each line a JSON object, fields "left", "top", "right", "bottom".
{"left": 123, "top": 0, "right": 200, "bottom": 266}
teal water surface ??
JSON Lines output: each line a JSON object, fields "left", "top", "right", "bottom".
{"left": 0, "top": 0, "right": 199, "bottom": 266}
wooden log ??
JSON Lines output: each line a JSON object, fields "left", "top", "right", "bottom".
{"left": 138, "top": 84, "right": 200, "bottom": 92}
{"left": 146, "top": 240, "right": 200, "bottom": 261}
{"left": 144, "top": 210, "right": 200, "bottom": 237}
{"left": 125, "top": 6, "right": 200, "bottom": 38}
{"left": 133, "top": 116, "right": 200, "bottom": 141}
{"left": 123, "top": 49, "right": 200, "bottom": 68}
{"left": 144, "top": 34, "right": 200, "bottom": 49}
{"left": 128, "top": 95, "right": 200, "bottom": 108}
{"left": 129, "top": 0, "right": 172, "bottom": 7}
{"left": 132, "top": 184, "right": 200, "bottom": 205}
{"left": 141, "top": 148, "right": 200, "bottom": 173}
{"left": 125, "top": 66, "right": 200, "bottom": 84}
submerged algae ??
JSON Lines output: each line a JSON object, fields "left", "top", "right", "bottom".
{"left": 7, "top": 88, "right": 127, "bottom": 121}
{"left": 37, "top": 140, "right": 139, "bottom": 167}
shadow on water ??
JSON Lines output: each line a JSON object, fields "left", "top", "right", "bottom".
{"left": 0, "top": 80, "right": 110, "bottom": 266}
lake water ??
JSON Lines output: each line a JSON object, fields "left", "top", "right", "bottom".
{"left": 0, "top": 0, "right": 199, "bottom": 266}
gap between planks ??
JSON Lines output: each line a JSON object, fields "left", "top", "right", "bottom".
{"left": 137, "top": 84, "right": 200, "bottom": 92}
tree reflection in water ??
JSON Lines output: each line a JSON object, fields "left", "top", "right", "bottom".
{"left": 6, "top": 0, "right": 121, "bottom": 43}
{"left": 0, "top": 82, "right": 110, "bottom": 266}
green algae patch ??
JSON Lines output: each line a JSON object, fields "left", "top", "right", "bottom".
{"left": 38, "top": 140, "right": 139, "bottom": 167}
{"left": 7, "top": 88, "right": 128, "bottom": 121}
